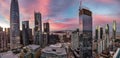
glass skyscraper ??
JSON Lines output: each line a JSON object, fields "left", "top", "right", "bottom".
{"left": 22, "top": 21, "right": 29, "bottom": 46}
{"left": 10, "top": 0, "right": 20, "bottom": 49}
{"left": 34, "top": 12, "right": 42, "bottom": 47}
{"left": 79, "top": 7, "right": 93, "bottom": 58}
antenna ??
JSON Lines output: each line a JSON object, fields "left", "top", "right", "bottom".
{"left": 79, "top": 0, "right": 83, "bottom": 10}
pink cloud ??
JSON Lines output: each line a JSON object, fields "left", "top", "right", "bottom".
{"left": 93, "top": 14, "right": 119, "bottom": 27}
{"left": 94, "top": 0, "right": 116, "bottom": 3}
{"left": 0, "top": 0, "right": 10, "bottom": 20}
{"left": 46, "top": 18, "right": 79, "bottom": 31}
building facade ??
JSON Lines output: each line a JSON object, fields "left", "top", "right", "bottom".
{"left": 10, "top": 0, "right": 20, "bottom": 49}
{"left": 43, "top": 22, "right": 50, "bottom": 47}
{"left": 34, "top": 12, "right": 42, "bottom": 46}
{"left": 79, "top": 7, "right": 93, "bottom": 58}
{"left": 71, "top": 29, "right": 79, "bottom": 50}
{"left": 22, "top": 21, "right": 29, "bottom": 46}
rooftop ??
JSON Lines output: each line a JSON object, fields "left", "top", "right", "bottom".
{"left": 42, "top": 43, "right": 67, "bottom": 55}
{"left": 113, "top": 48, "right": 120, "bottom": 58}
{"left": 0, "top": 51, "right": 19, "bottom": 58}
{"left": 26, "top": 44, "right": 40, "bottom": 51}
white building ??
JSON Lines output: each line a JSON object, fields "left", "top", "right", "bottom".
{"left": 71, "top": 30, "right": 79, "bottom": 50}
{"left": 40, "top": 43, "right": 67, "bottom": 58}
{"left": 113, "top": 48, "right": 120, "bottom": 58}
{"left": 0, "top": 51, "right": 19, "bottom": 58}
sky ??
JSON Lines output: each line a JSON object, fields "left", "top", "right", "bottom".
{"left": 0, "top": 0, "right": 120, "bottom": 32}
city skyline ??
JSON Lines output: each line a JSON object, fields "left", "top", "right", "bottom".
{"left": 0, "top": 0, "right": 120, "bottom": 31}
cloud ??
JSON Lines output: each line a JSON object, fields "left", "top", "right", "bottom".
{"left": 47, "top": 18, "right": 78, "bottom": 31}
{"left": 94, "top": 0, "right": 116, "bottom": 4}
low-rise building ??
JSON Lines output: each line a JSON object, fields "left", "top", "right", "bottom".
{"left": 113, "top": 48, "right": 120, "bottom": 58}
{"left": 20, "top": 45, "right": 41, "bottom": 58}
{"left": 0, "top": 51, "right": 19, "bottom": 58}
{"left": 40, "top": 44, "right": 67, "bottom": 58}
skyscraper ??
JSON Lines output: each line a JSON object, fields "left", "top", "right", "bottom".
{"left": 79, "top": 2, "right": 93, "bottom": 58}
{"left": 112, "top": 20, "right": 116, "bottom": 51}
{"left": 34, "top": 12, "right": 42, "bottom": 46}
{"left": 100, "top": 27, "right": 103, "bottom": 39}
{"left": 113, "top": 20, "right": 116, "bottom": 40}
{"left": 105, "top": 24, "right": 110, "bottom": 49}
{"left": 10, "top": 0, "right": 20, "bottom": 49}
{"left": 95, "top": 26, "right": 99, "bottom": 42}
{"left": 43, "top": 22, "right": 50, "bottom": 46}
{"left": 22, "top": 21, "right": 29, "bottom": 46}
{"left": 4, "top": 28, "right": 10, "bottom": 50}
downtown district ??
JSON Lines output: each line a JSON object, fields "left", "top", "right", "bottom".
{"left": 0, "top": 0, "right": 120, "bottom": 58}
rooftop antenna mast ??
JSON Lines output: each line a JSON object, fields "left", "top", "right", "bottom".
{"left": 80, "top": 0, "right": 83, "bottom": 10}
{"left": 79, "top": 0, "right": 83, "bottom": 32}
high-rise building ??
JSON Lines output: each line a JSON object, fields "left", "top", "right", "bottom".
{"left": 0, "top": 27, "right": 3, "bottom": 51}
{"left": 95, "top": 26, "right": 99, "bottom": 42}
{"left": 71, "top": 29, "right": 79, "bottom": 50}
{"left": 34, "top": 12, "right": 42, "bottom": 46}
{"left": 4, "top": 28, "right": 10, "bottom": 50}
{"left": 113, "top": 20, "right": 116, "bottom": 40}
{"left": 105, "top": 24, "right": 110, "bottom": 49}
{"left": 10, "top": 0, "right": 20, "bottom": 49}
{"left": 43, "top": 22, "right": 50, "bottom": 46}
{"left": 0, "top": 27, "right": 10, "bottom": 51}
{"left": 22, "top": 21, "right": 29, "bottom": 46}
{"left": 29, "top": 28, "right": 33, "bottom": 44}
{"left": 100, "top": 27, "right": 103, "bottom": 39}
{"left": 79, "top": 3, "right": 93, "bottom": 58}
{"left": 44, "top": 22, "right": 50, "bottom": 33}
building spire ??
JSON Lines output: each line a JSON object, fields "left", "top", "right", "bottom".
{"left": 79, "top": 0, "right": 83, "bottom": 10}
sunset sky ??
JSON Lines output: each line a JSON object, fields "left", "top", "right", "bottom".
{"left": 0, "top": 0, "right": 120, "bottom": 31}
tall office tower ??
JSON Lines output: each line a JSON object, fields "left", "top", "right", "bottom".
{"left": 22, "top": 21, "right": 29, "bottom": 46}
{"left": 43, "top": 22, "right": 50, "bottom": 46}
{"left": 79, "top": 2, "right": 93, "bottom": 58}
{"left": 95, "top": 26, "right": 99, "bottom": 42}
{"left": 4, "top": 28, "right": 10, "bottom": 50}
{"left": 34, "top": 12, "right": 42, "bottom": 46}
{"left": 113, "top": 20, "right": 116, "bottom": 40}
{"left": 105, "top": 24, "right": 109, "bottom": 49}
{"left": 10, "top": 0, "right": 20, "bottom": 49}
{"left": 20, "top": 30, "right": 23, "bottom": 45}
{"left": 29, "top": 28, "right": 33, "bottom": 44}
{"left": 112, "top": 20, "right": 116, "bottom": 51}
{"left": 100, "top": 27, "right": 103, "bottom": 39}
{"left": 71, "top": 29, "right": 79, "bottom": 50}
{"left": 0, "top": 27, "right": 3, "bottom": 51}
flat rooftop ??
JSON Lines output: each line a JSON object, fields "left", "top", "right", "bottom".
{"left": 26, "top": 44, "right": 40, "bottom": 51}
{"left": 0, "top": 51, "right": 19, "bottom": 58}
{"left": 42, "top": 43, "right": 67, "bottom": 55}
{"left": 113, "top": 48, "right": 120, "bottom": 58}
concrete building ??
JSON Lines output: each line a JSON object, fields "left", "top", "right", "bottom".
{"left": 19, "top": 45, "right": 41, "bottom": 58}
{"left": 43, "top": 22, "right": 50, "bottom": 47}
{"left": 105, "top": 24, "right": 110, "bottom": 49}
{"left": 71, "top": 29, "right": 79, "bottom": 50}
{"left": 0, "top": 27, "right": 10, "bottom": 52}
{"left": 40, "top": 44, "right": 67, "bottom": 58}
{"left": 34, "top": 12, "right": 42, "bottom": 47}
{"left": 113, "top": 48, "right": 120, "bottom": 58}
{"left": 4, "top": 28, "right": 10, "bottom": 50}
{"left": 22, "top": 21, "right": 29, "bottom": 46}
